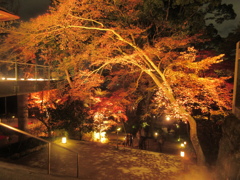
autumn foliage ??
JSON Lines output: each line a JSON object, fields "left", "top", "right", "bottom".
{"left": 0, "top": 0, "right": 234, "bottom": 165}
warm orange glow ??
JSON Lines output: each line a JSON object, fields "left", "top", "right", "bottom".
{"left": 62, "top": 137, "right": 67, "bottom": 143}
{"left": 1, "top": 77, "right": 55, "bottom": 81}
{"left": 166, "top": 116, "right": 170, "bottom": 121}
{"left": 154, "top": 132, "right": 158, "bottom": 138}
{"left": 180, "top": 151, "right": 185, "bottom": 157}
{"left": 93, "top": 131, "right": 108, "bottom": 143}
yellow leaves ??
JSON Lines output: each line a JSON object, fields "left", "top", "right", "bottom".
{"left": 94, "top": 88, "right": 109, "bottom": 97}
{"left": 195, "top": 54, "right": 224, "bottom": 70}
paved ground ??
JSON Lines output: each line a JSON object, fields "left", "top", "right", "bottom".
{"left": 0, "top": 132, "right": 214, "bottom": 180}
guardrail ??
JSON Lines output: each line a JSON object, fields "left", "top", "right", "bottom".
{"left": 0, "top": 60, "right": 61, "bottom": 97}
{"left": 0, "top": 60, "right": 53, "bottom": 81}
{"left": 0, "top": 122, "right": 79, "bottom": 178}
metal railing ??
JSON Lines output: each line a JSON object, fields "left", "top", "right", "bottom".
{"left": 0, "top": 60, "right": 61, "bottom": 97}
{"left": 0, "top": 122, "right": 79, "bottom": 178}
{"left": 0, "top": 60, "right": 53, "bottom": 81}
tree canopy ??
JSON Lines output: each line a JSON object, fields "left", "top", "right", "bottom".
{"left": 0, "top": 0, "right": 235, "bottom": 165}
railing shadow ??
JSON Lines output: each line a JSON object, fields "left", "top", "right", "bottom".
{"left": 0, "top": 122, "right": 79, "bottom": 178}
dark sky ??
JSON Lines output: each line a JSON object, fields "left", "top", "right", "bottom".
{"left": 210, "top": 0, "right": 240, "bottom": 37}
{"left": 17, "top": 0, "right": 240, "bottom": 37}
{"left": 18, "top": 0, "right": 51, "bottom": 21}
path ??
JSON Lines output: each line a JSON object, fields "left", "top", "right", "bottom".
{"left": 0, "top": 131, "right": 212, "bottom": 180}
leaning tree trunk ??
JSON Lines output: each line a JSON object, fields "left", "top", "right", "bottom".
{"left": 148, "top": 71, "right": 206, "bottom": 165}
{"left": 67, "top": 23, "right": 206, "bottom": 165}
{"left": 181, "top": 106, "right": 206, "bottom": 165}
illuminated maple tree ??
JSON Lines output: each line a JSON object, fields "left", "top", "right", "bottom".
{"left": 28, "top": 89, "right": 66, "bottom": 137}
{"left": 28, "top": 89, "right": 91, "bottom": 138}
{"left": 89, "top": 95, "right": 128, "bottom": 132}
{"left": 0, "top": 0, "right": 234, "bottom": 165}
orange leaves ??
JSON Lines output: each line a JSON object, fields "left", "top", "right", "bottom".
{"left": 70, "top": 70, "right": 104, "bottom": 100}
{"left": 28, "top": 89, "right": 65, "bottom": 110}
{"left": 151, "top": 44, "right": 232, "bottom": 116}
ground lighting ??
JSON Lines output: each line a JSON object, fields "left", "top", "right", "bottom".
{"left": 62, "top": 137, "right": 67, "bottom": 144}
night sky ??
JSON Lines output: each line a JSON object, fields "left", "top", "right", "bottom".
{"left": 18, "top": 0, "right": 51, "bottom": 21}
{"left": 16, "top": 0, "right": 240, "bottom": 37}
{"left": 211, "top": 0, "right": 240, "bottom": 37}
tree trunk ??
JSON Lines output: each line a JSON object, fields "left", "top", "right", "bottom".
{"left": 147, "top": 71, "right": 206, "bottom": 165}
{"left": 184, "top": 109, "right": 206, "bottom": 165}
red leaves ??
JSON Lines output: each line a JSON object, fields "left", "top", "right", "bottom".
{"left": 88, "top": 95, "right": 128, "bottom": 131}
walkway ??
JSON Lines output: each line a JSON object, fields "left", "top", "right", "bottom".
{"left": 1, "top": 139, "right": 185, "bottom": 180}
{"left": 0, "top": 130, "right": 204, "bottom": 180}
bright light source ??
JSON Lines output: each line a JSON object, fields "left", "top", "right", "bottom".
{"left": 1, "top": 77, "right": 53, "bottom": 81}
{"left": 117, "top": 127, "right": 121, "bottom": 131}
{"left": 100, "top": 131, "right": 106, "bottom": 137}
{"left": 180, "top": 151, "right": 185, "bottom": 157}
{"left": 94, "top": 132, "right": 100, "bottom": 140}
{"left": 62, "top": 137, "right": 67, "bottom": 143}
{"left": 166, "top": 116, "right": 170, "bottom": 121}
{"left": 93, "top": 131, "right": 108, "bottom": 143}
{"left": 27, "top": 78, "right": 36, "bottom": 81}
{"left": 7, "top": 78, "right": 16, "bottom": 80}
{"left": 184, "top": 141, "right": 187, "bottom": 145}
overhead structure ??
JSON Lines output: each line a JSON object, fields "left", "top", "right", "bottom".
{"left": 0, "top": 60, "right": 59, "bottom": 97}
{"left": 0, "top": 8, "right": 19, "bottom": 21}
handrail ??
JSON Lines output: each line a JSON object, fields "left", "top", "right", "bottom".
{"left": 0, "top": 122, "right": 79, "bottom": 178}
{"left": 0, "top": 60, "right": 50, "bottom": 68}
{"left": 0, "top": 60, "right": 51, "bottom": 80}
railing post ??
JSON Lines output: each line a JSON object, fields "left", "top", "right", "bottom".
{"left": 48, "top": 143, "right": 51, "bottom": 175}
{"left": 48, "top": 66, "right": 51, "bottom": 80}
{"left": 15, "top": 62, "right": 18, "bottom": 80}
{"left": 35, "top": 65, "right": 38, "bottom": 79}
{"left": 0, "top": 122, "right": 79, "bottom": 178}
{"left": 77, "top": 153, "right": 79, "bottom": 178}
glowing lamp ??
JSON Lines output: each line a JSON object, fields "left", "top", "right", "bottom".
{"left": 180, "top": 151, "right": 185, "bottom": 157}
{"left": 180, "top": 143, "right": 185, "bottom": 148}
{"left": 62, "top": 137, "right": 67, "bottom": 143}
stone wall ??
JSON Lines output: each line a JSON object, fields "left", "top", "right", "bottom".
{"left": 216, "top": 114, "right": 240, "bottom": 180}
